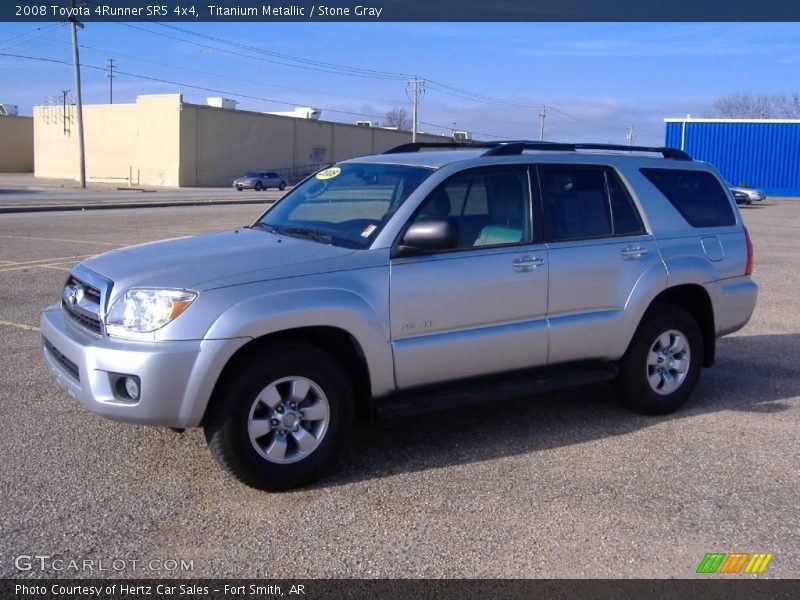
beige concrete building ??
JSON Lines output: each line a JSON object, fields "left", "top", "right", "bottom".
{"left": 0, "top": 115, "right": 34, "bottom": 172}
{"left": 34, "top": 94, "right": 445, "bottom": 187}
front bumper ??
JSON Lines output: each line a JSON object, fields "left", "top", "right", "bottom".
{"left": 40, "top": 304, "right": 247, "bottom": 428}
{"left": 233, "top": 181, "right": 256, "bottom": 189}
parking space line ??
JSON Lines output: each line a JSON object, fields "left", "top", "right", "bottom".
{"left": 107, "top": 225, "right": 203, "bottom": 236}
{"left": 0, "top": 319, "right": 39, "bottom": 332}
{"left": 0, "top": 234, "right": 121, "bottom": 247}
{"left": 0, "top": 254, "right": 92, "bottom": 267}
{"left": 40, "top": 265, "right": 71, "bottom": 271}
{"left": 0, "top": 255, "right": 94, "bottom": 273}
{"left": 0, "top": 263, "right": 76, "bottom": 273}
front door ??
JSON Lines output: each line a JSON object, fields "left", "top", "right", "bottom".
{"left": 390, "top": 166, "right": 549, "bottom": 389}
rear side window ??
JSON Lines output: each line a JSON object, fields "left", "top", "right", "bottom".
{"left": 640, "top": 168, "right": 735, "bottom": 228}
{"left": 539, "top": 165, "right": 645, "bottom": 241}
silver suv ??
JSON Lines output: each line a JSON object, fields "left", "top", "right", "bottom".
{"left": 41, "top": 141, "right": 758, "bottom": 490}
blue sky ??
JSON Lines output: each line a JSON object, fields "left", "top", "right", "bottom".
{"left": 0, "top": 21, "right": 798, "bottom": 144}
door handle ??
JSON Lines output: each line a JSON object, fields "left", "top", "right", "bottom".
{"left": 512, "top": 256, "right": 544, "bottom": 271}
{"left": 621, "top": 245, "right": 648, "bottom": 260}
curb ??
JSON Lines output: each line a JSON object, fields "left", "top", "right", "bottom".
{"left": 0, "top": 198, "right": 274, "bottom": 214}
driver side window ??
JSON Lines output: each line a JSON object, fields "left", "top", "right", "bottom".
{"left": 411, "top": 167, "right": 532, "bottom": 250}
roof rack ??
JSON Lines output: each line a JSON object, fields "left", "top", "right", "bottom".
{"left": 382, "top": 140, "right": 692, "bottom": 161}
{"left": 382, "top": 141, "right": 500, "bottom": 154}
{"left": 483, "top": 141, "right": 692, "bottom": 160}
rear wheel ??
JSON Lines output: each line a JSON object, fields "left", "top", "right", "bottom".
{"left": 279, "top": 182, "right": 286, "bottom": 191}
{"left": 615, "top": 304, "right": 703, "bottom": 415}
{"left": 204, "top": 344, "right": 353, "bottom": 491}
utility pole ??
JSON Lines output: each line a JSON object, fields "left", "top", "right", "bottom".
{"left": 61, "top": 90, "right": 70, "bottom": 135}
{"left": 69, "top": 0, "right": 86, "bottom": 188}
{"left": 106, "top": 59, "right": 116, "bottom": 104}
{"left": 626, "top": 125, "right": 636, "bottom": 147}
{"left": 538, "top": 105, "right": 547, "bottom": 141}
{"left": 406, "top": 77, "right": 425, "bottom": 142}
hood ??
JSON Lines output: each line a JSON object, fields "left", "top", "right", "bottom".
{"left": 82, "top": 228, "right": 356, "bottom": 293}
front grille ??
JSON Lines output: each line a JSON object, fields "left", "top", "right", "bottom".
{"left": 44, "top": 337, "right": 80, "bottom": 382}
{"left": 62, "top": 275, "right": 103, "bottom": 335}
{"left": 62, "top": 305, "right": 103, "bottom": 334}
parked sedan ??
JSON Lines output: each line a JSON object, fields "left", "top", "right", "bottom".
{"left": 233, "top": 172, "right": 288, "bottom": 191}
{"left": 729, "top": 184, "right": 766, "bottom": 205}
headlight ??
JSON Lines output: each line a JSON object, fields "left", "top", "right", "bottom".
{"left": 106, "top": 288, "right": 197, "bottom": 334}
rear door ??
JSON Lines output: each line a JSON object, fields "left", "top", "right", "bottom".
{"left": 390, "top": 165, "right": 550, "bottom": 389}
{"left": 538, "top": 164, "right": 662, "bottom": 364}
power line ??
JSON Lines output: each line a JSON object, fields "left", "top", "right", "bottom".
{"left": 19, "top": 33, "right": 402, "bottom": 104}
{"left": 2, "top": 50, "right": 510, "bottom": 140}
{"left": 0, "top": 23, "right": 63, "bottom": 52}
{"left": 12, "top": 0, "right": 657, "bottom": 136}
{"left": 99, "top": 17, "right": 409, "bottom": 82}
{"left": 0, "top": 51, "right": 391, "bottom": 121}
{"left": 73, "top": 41, "right": 403, "bottom": 105}
{"left": 74, "top": 2, "right": 656, "bottom": 136}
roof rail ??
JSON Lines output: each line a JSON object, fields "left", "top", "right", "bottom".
{"left": 382, "top": 140, "right": 691, "bottom": 161}
{"left": 482, "top": 141, "right": 692, "bottom": 160}
{"left": 382, "top": 141, "right": 500, "bottom": 154}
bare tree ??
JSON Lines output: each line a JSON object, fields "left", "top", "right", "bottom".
{"left": 383, "top": 107, "right": 412, "bottom": 131}
{"left": 713, "top": 91, "right": 800, "bottom": 118}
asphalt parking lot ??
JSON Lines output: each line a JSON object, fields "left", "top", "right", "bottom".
{"left": 0, "top": 199, "right": 797, "bottom": 579}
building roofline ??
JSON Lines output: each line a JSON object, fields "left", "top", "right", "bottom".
{"left": 664, "top": 117, "right": 800, "bottom": 124}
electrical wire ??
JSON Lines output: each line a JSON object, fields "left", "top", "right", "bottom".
{"left": 9, "top": 0, "right": 658, "bottom": 135}
{"left": 0, "top": 51, "right": 393, "bottom": 121}
{"left": 0, "top": 23, "right": 64, "bottom": 52}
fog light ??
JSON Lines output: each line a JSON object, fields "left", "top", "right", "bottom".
{"left": 123, "top": 377, "right": 140, "bottom": 401}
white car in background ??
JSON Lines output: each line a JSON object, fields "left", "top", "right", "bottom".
{"left": 729, "top": 184, "right": 766, "bottom": 205}
{"left": 233, "top": 172, "right": 288, "bottom": 192}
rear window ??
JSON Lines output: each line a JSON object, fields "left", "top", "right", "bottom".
{"left": 640, "top": 168, "right": 735, "bottom": 228}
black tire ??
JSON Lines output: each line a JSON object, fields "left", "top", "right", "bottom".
{"left": 236, "top": 186, "right": 243, "bottom": 191}
{"left": 254, "top": 181, "right": 264, "bottom": 191}
{"left": 204, "top": 344, "right": 353, "bottom": 491}
{"left": 279, "top": 182, "right": 286, "bottom": 191}
{"left": 614, "top": 303, "right": 703, "bottom": 415}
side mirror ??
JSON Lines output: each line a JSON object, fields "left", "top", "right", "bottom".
{"left": 392, "top": 217, "right": 459, "bottom": 258}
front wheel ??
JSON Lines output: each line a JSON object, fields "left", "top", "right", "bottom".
{"left": 254, "top": 181, "right": 264, "bottom": 191}
{"left": 614, "top": 304, "right": 703, "bottom": 415}
{"left": 204, "top": 344, "right": 353, "bottom": 491}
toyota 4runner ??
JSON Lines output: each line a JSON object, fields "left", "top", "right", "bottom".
{"left": 41, "top": 141, "right": 758, "bottom": 490}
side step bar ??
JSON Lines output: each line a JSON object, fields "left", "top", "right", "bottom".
{"left": 375, "top": 363, "right": 619, "bottom": 419}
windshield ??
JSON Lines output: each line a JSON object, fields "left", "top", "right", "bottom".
{"left": 254, "top": 163, "right": 433, "bottom": 248}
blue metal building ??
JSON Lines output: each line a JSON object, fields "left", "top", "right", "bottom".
{"left": 664, "top": 118, "right": 800, "bottom": 196}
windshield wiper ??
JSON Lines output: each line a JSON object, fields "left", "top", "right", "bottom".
{"left": 280, "top": 226, "right": 336, "bottom": 245}
{"left": 248, "top": 222, "right": 279, "bottom": 234}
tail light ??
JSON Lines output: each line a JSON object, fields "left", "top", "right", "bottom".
{"left": 744, "top": 226, "right": 754, "bottom": 275}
